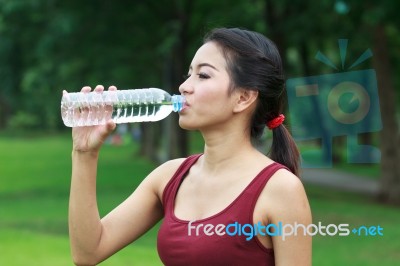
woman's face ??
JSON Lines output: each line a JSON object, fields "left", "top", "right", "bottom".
{"left": 178, "top": 41, "right": 238, "bottom": 131}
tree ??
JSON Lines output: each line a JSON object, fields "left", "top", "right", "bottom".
{"left": 263, "top": 0, "right": 400, "bottom": 205}
{"left": 345, "top": 0, "right": 400, "bottom": 204}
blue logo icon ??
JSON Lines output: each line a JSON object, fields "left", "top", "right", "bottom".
{"left": 286, "top": 40, "right": 382, "bottom": 168}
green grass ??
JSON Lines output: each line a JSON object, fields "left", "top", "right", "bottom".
{"left": 333, "top": 162, "right": 380, "bottom": 179}
{"left": 0, "top": 132, "right": 399, "bottom": 265}
{"left": 0, "top": 133, "right": 162, "bottom": 266}
{"left": 296, "top": 142, "right": 380, "bottom": 179}
{"left": 306, "top": 185, "right": 400, "bottom": 265}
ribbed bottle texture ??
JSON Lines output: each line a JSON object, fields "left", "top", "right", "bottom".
{"left": 61, "top": 88, "right": 185, "bottom": 127}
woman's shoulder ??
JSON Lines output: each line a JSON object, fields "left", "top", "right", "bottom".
{"left": 149, "top": 158, "right": 186, "bottom": 183}
{"left": 266, "top": 167, "right": 304, "bottom": 196}
{"left": 148, "top": 156, "right": 197, "bottom": 198}
{"left": 260, "top": 166, "right": 309, "bottom": 217}
{"left": 155, "top": 154, "right": 202, "bottom": 176}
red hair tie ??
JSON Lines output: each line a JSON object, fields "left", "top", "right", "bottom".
{"left": 266, "top": 114, "right": 285, "bottom": 130}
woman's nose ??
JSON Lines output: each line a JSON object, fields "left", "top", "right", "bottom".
{"left": 179, "top": 78, "right": 192, "bottom": 95}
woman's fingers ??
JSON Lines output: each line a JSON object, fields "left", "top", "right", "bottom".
{"left": 94, "top": 85, "right": 104, "bottom": 92}
{"left": 78, "top": 85, "right": 113, "bottom": 93}
{"left": 81, "top": 86, "right": 92, "bottom": 93}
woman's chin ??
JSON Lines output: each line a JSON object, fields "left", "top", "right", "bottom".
{"left": 178, "top": 118, "right": 198, "bottom": 131}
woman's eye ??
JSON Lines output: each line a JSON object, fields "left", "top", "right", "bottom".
{"left": 182, "top": 73, "right": 209, "bottom": 80}
{"left": 197, "top": 73, "right": 210, "bottom": 79}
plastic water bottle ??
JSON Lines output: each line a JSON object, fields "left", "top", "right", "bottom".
{"left": 61, "top": 88, "right": 185, "bottom": 127}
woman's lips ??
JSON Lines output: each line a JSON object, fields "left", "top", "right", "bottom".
{"left": 180, "top": 100, "right": 190, "bottom": 112}
{"left": 183, "top": 98, "right": 190, "bottom": 107}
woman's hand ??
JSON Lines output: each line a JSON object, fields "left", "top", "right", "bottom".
{"left": 68, "top": 85, "right": 117, "bottom": 153}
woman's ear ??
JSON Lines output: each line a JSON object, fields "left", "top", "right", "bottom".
{"left": 233, "top": 89, "right": 259, "bottom": 113}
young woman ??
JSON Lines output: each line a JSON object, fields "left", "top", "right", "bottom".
{"left": 68, "top": 28, "right": 312, "bottom": 266}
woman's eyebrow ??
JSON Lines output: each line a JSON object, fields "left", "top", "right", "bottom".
{"left": 189, "top": 63, "right": 219, "bottom": 72}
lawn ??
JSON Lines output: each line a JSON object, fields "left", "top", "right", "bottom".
{"left": 0, "top": 133, "right": 162, "bottom": 266}
{"left": 0, "top": 132, "right": 398, "bottom": 265}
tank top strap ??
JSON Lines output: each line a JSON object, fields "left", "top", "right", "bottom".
{"left": 249, "top": 162, "right": 289, "bottom": 197}
{"left": 233, "top": 162, "right": 290, "bottom": 224}
{"left": 161, "top": 154, "right": 202, "bottom": 210}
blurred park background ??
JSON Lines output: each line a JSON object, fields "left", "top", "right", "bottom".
{"left": 0, "top": 0, "right": 399, "bottom": 265}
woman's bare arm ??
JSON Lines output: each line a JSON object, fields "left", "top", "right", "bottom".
{"left": 264, "top": 170, "right": 312, "bottom": 266}
{"left": 67, "top": 84, "right": 183, "bottom": 265}
{"left": 69, "top": 151, "right": 182, "bottom": 265}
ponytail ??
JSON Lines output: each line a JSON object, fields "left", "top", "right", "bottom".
{"left": 269, "top": 124, "right": 300, "bottom": 177}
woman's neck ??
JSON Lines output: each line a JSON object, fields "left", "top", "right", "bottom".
{"left": 199, "top": 129, "right": 261, "bottom": 174}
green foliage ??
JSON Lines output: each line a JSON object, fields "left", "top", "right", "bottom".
{"left": 0, "top": 0, "right": 398, "bottom": 129}
{"left": 0, "top": 0, "right": 278, "bottom": 131}
{"left": 7, "top": 111, "right": 40, "bottom": 130}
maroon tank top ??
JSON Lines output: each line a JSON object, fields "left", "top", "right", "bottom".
{"left": 157, "top": 154, "right": 287, "bottom": 266}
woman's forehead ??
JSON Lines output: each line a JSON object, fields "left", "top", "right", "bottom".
{"left": 189, "top": 42, "right": 226, "bottom": 70}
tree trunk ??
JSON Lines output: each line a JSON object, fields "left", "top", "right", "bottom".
{"left": 372, "top": 24, "right": 400, "bottom": 204}
{"left": 139, "top": 0, "right": 191, "bottom": 162}
{"left": 299, "top": 42, "right": 336, "bottom": 165}
{"left": 162, "top": 0, "right": 191, "bottom": 161}
{"left": 0, "top": 96, "right": 11, "bottom": 129}
{"left": 139, "top": 123, "right": 160, "bottom": 162}
{"left": 264, "top": 0, "right": 287, "bottom": 66}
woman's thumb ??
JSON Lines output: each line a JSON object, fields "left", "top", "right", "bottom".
{"left": 98, "top": 120, "right": 116, "bottom": 140}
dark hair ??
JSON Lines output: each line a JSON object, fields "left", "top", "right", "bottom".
{"left": 204, "top": 28, "right": 300, "bottom": 176}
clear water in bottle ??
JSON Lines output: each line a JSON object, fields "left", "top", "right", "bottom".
{"left": 61, "top": 88, "right": 185, "bottom": 127}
